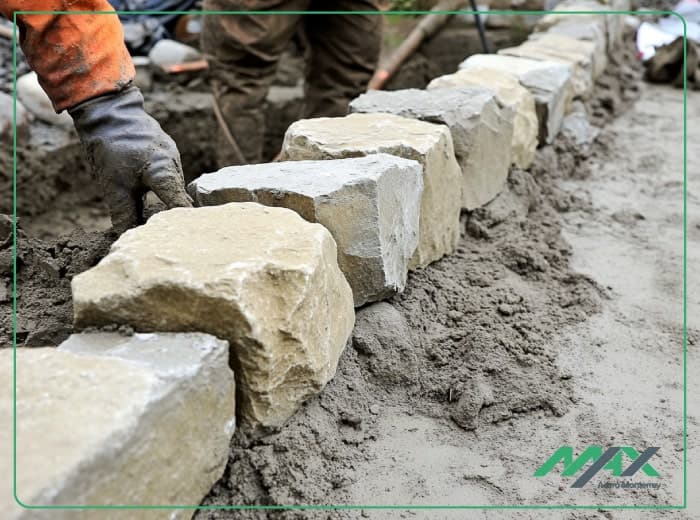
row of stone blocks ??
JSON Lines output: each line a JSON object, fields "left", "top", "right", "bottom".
{"left": 4, "top": 3, "right": 628, "bottom": 516}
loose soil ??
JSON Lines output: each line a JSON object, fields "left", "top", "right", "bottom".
{"left": 0, "top": 220, "right": 113, "bottom": 348}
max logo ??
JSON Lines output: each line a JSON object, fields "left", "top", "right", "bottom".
{"left": 534, "top": 446, "right": 660, "bottom": 488}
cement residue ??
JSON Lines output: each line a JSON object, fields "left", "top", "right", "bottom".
{"left": 0, "top": 216, "right": 113, "bottom": 348}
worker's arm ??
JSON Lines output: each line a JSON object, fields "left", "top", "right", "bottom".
{"left": 0, "top": 1, "right": 192, "bottom": 232}
{"left": 0, "top": 0, "right": 134, "bottom": 111}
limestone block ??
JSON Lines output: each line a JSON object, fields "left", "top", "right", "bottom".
{"left": 537, "top": 19, "right": 608, "bottom": 66}
{"left": 1, "top": 333, "right": 234, "bottom": 520}
{"left": 459, "top": 54, "right": 573, "bottom": 145}
{"left": 529, "top": 30, "right": 607, "bottom": 78}
{"left": 72, "top": 202, "right": 355, "bottom": 431}
{"left": 280, "top": 113, "right": 462, "bottom": 269}
{"left": 427, "top": 68, "right": 538, "bottom": 169}
{"left": 534, "top": 0, "right": 621, "bottom": 51}
{"left": 349, "top": 88, "right": 513, "bottom": 210}
{"left": 499, "top": 35, "right": 598, "bottom": 98}
{"left": 0, "top": 91, "right": 29, "bottom": 144}
{"left": 189, "top": 154, "right": 422, "bottom": 307}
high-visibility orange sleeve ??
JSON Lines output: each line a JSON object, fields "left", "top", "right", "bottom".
{"left": 0, "top": 1, "right": 135, "bottom": 111}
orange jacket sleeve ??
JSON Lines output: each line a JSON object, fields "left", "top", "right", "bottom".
{"left": 0, "top": 1, "right": 135, "bottom": 111}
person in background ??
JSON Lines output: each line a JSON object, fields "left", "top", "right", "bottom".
{"left": 201, "top": 0, "right": 384, "bottom": 167}
{"left": 0, "top": 0, "right": 192, "bottom": 233}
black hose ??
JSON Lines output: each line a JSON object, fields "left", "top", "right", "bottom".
{"left": 468, "top": 0, "right": 491, "bottom": 54}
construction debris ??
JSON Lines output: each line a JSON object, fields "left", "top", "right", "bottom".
{"left": 0, "top": 90, "right": 29, "bottom": 144}
{"left": 16, "top": 72, "right": 73, "bottom": 129}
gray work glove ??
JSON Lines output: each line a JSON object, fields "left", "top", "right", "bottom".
{"left": 69, "top": 84, "right": 192, "bottom": 234}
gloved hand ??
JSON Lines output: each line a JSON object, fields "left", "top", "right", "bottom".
{"left": 69, "top": 84, "right": 192, "bottom": 234}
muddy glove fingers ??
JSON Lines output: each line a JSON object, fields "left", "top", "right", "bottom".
{"left": 141, "top": 132, "right": 193, "bottom": 210}
{"left": 69, "top": 85, "right": 192, "bottom": 234}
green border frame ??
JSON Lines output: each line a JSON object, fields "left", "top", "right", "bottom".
{"left": 10, "top": 8, "right": 688, "bottom": 512}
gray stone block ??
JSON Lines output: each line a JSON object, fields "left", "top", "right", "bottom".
{"left": 349, "top": 88, "right": 514, "bottom": 210}
{"left": 72, "top": 202, "right": 355, "bottom": 431}
{"left": 499, "top": 35, "right": 597, "bottom": 99}
{"left": 459, "top": 54, "right": 573, "bottom": 144}
{"left": 1, "top": 333, "right": 235, "bottom": 519}
{"left": 189, "top": 154, "right": 423, "bottom": 306}
{"left": 280, "top": 113, "right": 462, "bottom": 269}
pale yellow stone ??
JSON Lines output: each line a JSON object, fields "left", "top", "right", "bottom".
{"left": 534, "top": 0, "right": 621, "bottom": 50}
{"left": 499, "top": 35, "right": 598, "bottom": 99}
{"left": 281, "top": 113, "right": 462, "bottom": 269}
{"left": 528, "top": 32, "right": 607, "bottom": 79}
{"left": 459, "top": 54, "right": 573, "bottom": 144}
{"left": 427, "top": 68, "right": 538, "bottom": 169}
{"left": 72, "top": 203, "right": 355, "bottom": 431}
{"left": 1, "top": 333, "right": 235, "bottom": 519}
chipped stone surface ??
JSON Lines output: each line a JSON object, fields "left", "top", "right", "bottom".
{"left": 427, "top": 68, "right": 538, "bottom": 169}
{"left": 459, "top": 54, "right": 573, "bottom": 144}
{"left": 499, "top": 35, "right": 598, "bottom": 98}
{"left": 561, "top": 104, "right": 600, "bottom": 155}
{"left": 349, "top": 88, "right": 513, "bottom": 210}
{"left": 280, "top": 113, "right": 462, "bottom": 268}
{"left": 1, "top": 333, "right": 234, "bottom": 519}
{"left": 189, "top": 154, "right": 423, "bottom": 306}
{"left": 72, "top": 203, "right": 355, "bottom": 431}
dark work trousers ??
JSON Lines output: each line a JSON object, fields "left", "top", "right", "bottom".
{"left": 201, "top": 0, "right": 383, "bottom": 166}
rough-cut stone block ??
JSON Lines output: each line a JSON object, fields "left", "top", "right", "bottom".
{"left": 529, "top": 30, "right": 607, "bottom": 79}
{"left": 72, "top": 202, "right": 355, "bottom": 431}
{"left": 534, "top": 0, "right": 621, "bottom": 51}
{"left": 1, "top": 333, "right": 234, "bottom": 519}
{"left": 499, "top": 35, "right": 598, "bottom": 98}
{"left": 459, "top": 54, "right": 572, "bottom": 145}
{"left": 189, "top": 155, "right": 422, "bottom": 307}
{"left": 280, "top": 113, "right": 462, "bottom": 269}
{"left": 537, "top": 20, "right": 608, "bottom": 67}
{"left": 349, "top": 88, "right": 513, "bottom": 210}
{"left": 427, "top": 69, "right": 538, "bottom": 169}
